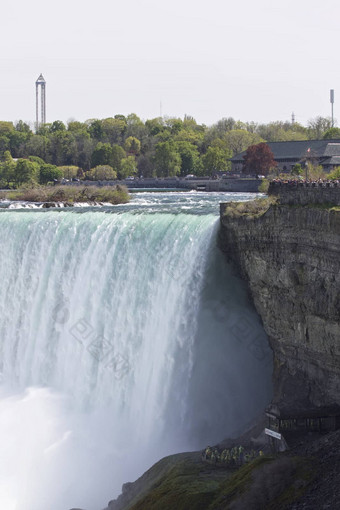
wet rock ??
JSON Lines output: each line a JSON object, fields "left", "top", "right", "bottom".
{"left": 219, "top": 203, "right": 340, "bottom": 408}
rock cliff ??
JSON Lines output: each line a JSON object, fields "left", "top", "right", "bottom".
{"left": 219, "top": 200, "right": 340, "bottom": 410}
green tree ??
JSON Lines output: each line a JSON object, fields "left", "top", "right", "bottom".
{"left": 154, "top": 141, "right": 181, "bottom": 177}
{"left": 111, "top": 144, "right": 126, "bottom": 174}
{"left": 291, "top": 163, "right": 303, "bottom": 176}
{"left": 125, "top": 113, "right": 145, "bottom": 139}
{"left": 86, "top": 165, "right": 117, "bottom": 180}
{"left": 305, "top": 162, "right": 326, "bottom": 180}
{"left": 202, "top": 146, "right": 231, "bottom": 175}
{"left": 102, "top": 117, "right": 126, "bottom": 144}
{"left": 49, "top": 120, "right": 66, "bottom": 133}
{"left": 124, "top": 136, "right": 141, "bottom": 155}
{"left": 49, "top": 131, "right": 77, "bottom": 166}
{"left": 14, "top": 159, "right": 39, "bottom": 186}
{"left": 137, "top": 153, "right": 155, "bottom": 177}
{"left": 203, "top": 117, "right": 235, "bottom": 148}
{"left": 58, "top": 166, "right": 79, "bottom": 180}
{"left": 11, "top": 121, "right": 32, "bottom": 157}
{"left": 72, "top": 132, "right": 94, "bottom": 170}
{"left": 9, "top": 131, "right": 31, "bottom": 158}
{"left": 0, "top": 136, "right": 10, "bottom": 155}
{"left": 119, "top": 156, "right": 137, "bottom": 179}
{"left": 0, "top": 151, "right": 15, "bottom": 187}
{"left": 154, "top": 129, "right": 171, "bottom": 143}
{"left": 174, "top": 129, "right": 203, "bottom": 146}
{"left": 36, "top": 124, "right": 50, "bottom": 136}
{"left": 213, "top": 117, "right": 236, "bottom": 135}
{"left": 164, "top": 117, "right": 183, "bottom": 135}
{"left": 25, "top": 135, "right": 50, "bottom": 162}
{"left": 323, "top": 127, "right": 340, "bottom": 139}
{"left": 307, "top": 117, "right": 333, "bottom": 139}
{"left": 67, "top": 121, "right": 88, "bottom": 133}
{"left": 328, "top": 166, "right": 340, "bottom": 179}
{"left": 88, "top": 119, "right": 104, "bottom": 140}
{"left": 0, "top": 121, "right": 14, "bottom": 137}
{"left": 145, "top": 117, "right": 164, "bottom": 136}
{"left": 175, "top": 141, "right": 201, "bottom": 176}
{"left": 28, "top": 155, "right": 45, "bottom": 165}
{"left": 39, "top": 164, "right": 63, "bottom": 184}
{"left": 15, "top": 120, "right": 32, "bottom": 134}
{"left": 91, "top": 142, "right": 113, "bottom": 167}
{"left": 256, "top": 121, "right": 307, "bottom": 142}
{"left": 224, "top": 129, "right": 263, "bottom": 155}
{"left": 183, "top": 115, "right": 202, "bottom": 131}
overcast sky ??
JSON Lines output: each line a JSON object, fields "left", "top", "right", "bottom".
{"left": 1, "top": 0, "right": 339, "bottom": 127}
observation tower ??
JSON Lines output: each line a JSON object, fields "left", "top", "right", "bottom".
{"left": 35, "top": 73, "right": 46, "bottom": 128}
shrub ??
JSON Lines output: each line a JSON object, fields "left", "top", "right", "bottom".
{"left": 258, "top": 179, "right": 269, "bottom": 193}
{"left": 6, "top": 185, "right": 129, "bottom": 205}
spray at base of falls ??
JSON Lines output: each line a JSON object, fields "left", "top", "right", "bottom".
{"left": 0, "top": 206, "right": 272, "bottom": 510}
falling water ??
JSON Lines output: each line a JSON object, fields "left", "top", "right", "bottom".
{"left": 0, "top": 192, "right": 272, "bottom": 509}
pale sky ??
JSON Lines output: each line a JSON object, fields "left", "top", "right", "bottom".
{"left": 1, "top": 0, "right": 339, "bottom": 127}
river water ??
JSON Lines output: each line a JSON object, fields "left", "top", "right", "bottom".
{"left": 0, "top": 191, "right": 272, "bottom": 510}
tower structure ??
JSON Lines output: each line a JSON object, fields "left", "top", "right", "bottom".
{"left": 35, "top": 74, "right": 46, "bottom": 129}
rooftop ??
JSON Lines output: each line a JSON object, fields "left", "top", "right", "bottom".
{"left": 36, "top": 73, "right": 46, "bottom": 84}
{"left": 231, "top": 139, "right": 340, "bottom": 162}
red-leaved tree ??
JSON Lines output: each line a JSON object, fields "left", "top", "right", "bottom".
{"left": 243, "top": 143, "right": 277, "bottom": 176}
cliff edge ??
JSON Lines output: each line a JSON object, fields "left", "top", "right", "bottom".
{"left": 219, "top": 195, "right": 340, "bottom": 411}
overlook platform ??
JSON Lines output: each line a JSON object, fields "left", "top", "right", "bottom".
{"left": 269, "top": 180, "right": 340, "bottom": 206}
{"left": 266, "top": 404, "right": 340, "bottom": 433}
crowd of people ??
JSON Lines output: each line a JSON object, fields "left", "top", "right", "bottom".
{"left": 270, "top": 178, "right": 340, "bottom": 187}
{"left": 201, "top": 445, "right": 264, "bottom": 466}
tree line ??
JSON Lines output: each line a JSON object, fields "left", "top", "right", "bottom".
{"left": 0, "top": 114, "right": 338, "bottom": 188}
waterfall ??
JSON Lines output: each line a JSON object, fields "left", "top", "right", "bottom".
{"left": 0, "top": 205, "right": 272, "bottom": 510}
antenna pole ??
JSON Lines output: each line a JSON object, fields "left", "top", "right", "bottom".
{"left": 330, "top": 89, "right": 334, "bottom": 127}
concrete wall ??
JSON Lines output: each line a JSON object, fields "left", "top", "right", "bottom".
{"left": 65, "top": 178, "right": 262, "bottom": 193}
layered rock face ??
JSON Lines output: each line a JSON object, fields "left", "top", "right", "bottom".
{"left": 219, "top": 203, "right": 340, "bottom": 409}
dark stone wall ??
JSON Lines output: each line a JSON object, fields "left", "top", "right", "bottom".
{"left": 219, "top": 202, "right": 340, "bottom": 410}
{"left": 64, "top": 178, "right": 262, "bottom": 192}
{"left": 269, "top": 181, "right": 340, "bottom": 206}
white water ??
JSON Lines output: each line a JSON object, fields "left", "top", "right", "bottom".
{"left": 0, "top": 192, "right": 272, "bottom": 510}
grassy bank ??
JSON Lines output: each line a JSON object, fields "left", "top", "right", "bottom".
{"left": 0, "top": 184, "right": 130, "bottom": 205}
{"left": 222, "top": 196, "right": 277, "bottom": 219}
{"left": 108, "top": 452, "right": 316, "bottom": 510}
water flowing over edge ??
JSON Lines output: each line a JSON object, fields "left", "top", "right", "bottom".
{"left": 0, "top": 197, "right": 272, "bottom": 510}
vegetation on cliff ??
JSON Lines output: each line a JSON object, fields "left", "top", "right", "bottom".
{"left": 107, "top": 451, "right": 316, "bottom": 510}
{"left": 222, "top": 196, "right": 277, "bottom": 219}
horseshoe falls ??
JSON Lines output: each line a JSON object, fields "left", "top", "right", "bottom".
{"left": 0, "top": 192, "right": 272, "bottom": 510}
